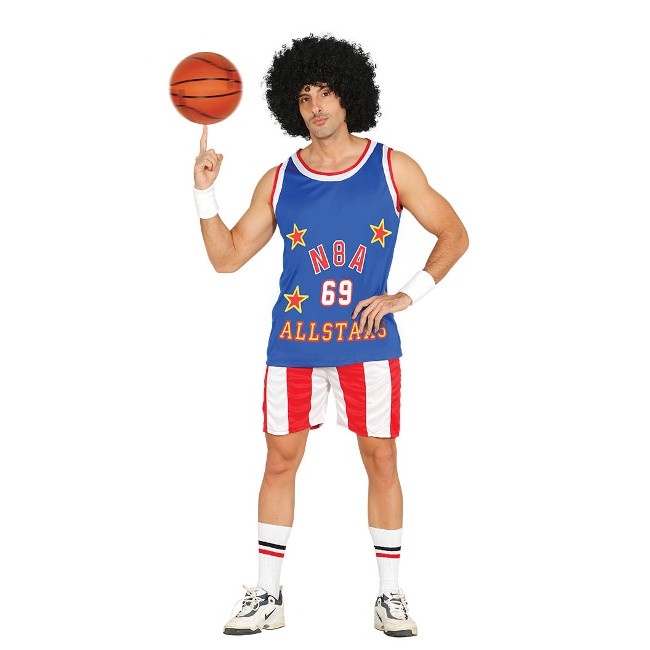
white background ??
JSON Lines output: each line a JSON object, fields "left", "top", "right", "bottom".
{"left": 1, "top": 1, "right": 648, "bottom": 648}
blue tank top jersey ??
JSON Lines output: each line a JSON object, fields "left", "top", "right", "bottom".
{"left": 266, "top": 140, "right": 403, "bottom": 368}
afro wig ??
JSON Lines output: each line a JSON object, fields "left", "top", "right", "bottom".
{"left": 264, "top": 34, "right": 381, "bottom": 138}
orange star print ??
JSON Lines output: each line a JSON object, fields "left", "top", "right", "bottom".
{"left": 286, "top": 223, "right": 307, "bottom": 250}
{"left": 284, "top": 286, "right": 309, "bottom": 313}
{"left": 370, "top": 219, "right": 392, "bottom": 247}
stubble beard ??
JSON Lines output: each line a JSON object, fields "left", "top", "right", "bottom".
{"left": 309, "top": 115, "right": 345, "bottom": 141}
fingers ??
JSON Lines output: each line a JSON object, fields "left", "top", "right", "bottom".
{"left": 354, "top": 297, "right": 385, "bottom": 334}
{"left": 194, "top": 126, "right": 223, "bottom": 189}
{"left": 351, "top": 297, "right": 372, "bottom": 320}
{"left": 196, "top": 125, "right": 221, "bottom": 170}
{"left": 201, "top": 150, "right": 220, "bottom": 171}
{"left": 194, "top": 148, "right": 222, "bottom": 172}
{"left": 361, "top": 303, "right": 386, "bottom": 334}
{"left": 353, "top": 293, "right": 411, "bottom": 334}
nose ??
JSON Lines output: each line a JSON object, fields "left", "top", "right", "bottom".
{"left": 311, "top": 100, "right": 322, "bottom": 114}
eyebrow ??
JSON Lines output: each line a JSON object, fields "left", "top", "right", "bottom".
{"left": 297, "top": 84, "right": 330, "bottom": 99}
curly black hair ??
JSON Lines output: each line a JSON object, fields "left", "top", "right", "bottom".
{"left": 263, "top": 34, "right": 381, "bottom": 138}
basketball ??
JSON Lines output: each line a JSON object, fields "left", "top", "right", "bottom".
{"left": 169, "top": 52, "right": 243, "bottom": 125}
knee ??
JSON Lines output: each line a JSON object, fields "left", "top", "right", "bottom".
{"left": 264, "top": 446, "right": 301, "bottom": 480}
{"left": 362, "top": 441, "right": 399, "bottom": 485}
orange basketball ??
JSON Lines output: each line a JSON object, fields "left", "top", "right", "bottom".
{"left": 169, "top": 52, "right": 243, "bottom": 125}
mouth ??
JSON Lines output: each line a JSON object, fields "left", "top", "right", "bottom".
{"left": 312, "top": 116, "right": 327, "bottom": 126}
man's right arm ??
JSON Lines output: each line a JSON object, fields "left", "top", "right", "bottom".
{"left": 199, "top": 167, "right": 277, "bottom": 273}
{"left": 193, "top": 125, "right": 277, "bottom": 273}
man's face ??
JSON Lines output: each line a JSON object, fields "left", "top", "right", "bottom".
{"left": 297, "top": 84, "right": 347, "bottom": 139}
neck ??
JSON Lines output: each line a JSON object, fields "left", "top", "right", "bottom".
{"left": 301, "top": 133, "right": 367, "bottom": 173}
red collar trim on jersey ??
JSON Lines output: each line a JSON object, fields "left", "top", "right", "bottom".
{"left": 295, "top": 139, "right": 372, "bottom": 176}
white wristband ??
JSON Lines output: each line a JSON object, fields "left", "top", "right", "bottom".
{"left": 193, "top": 185, "right": 219, "bottom": 219}
{"left": 399, "top": 270, "right": 436, "bottom": 304}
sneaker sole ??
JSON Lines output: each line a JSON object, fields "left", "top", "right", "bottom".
{"left": 374, "top": 623, "right": 417, "bottom": 637}
{"left": 223, "top": 628, "right": 261, "bottom": 635}
{"left": 378, "top": 628, "right": 417, "bottom": 637}
{"left": 224, "top": 622, "right": 285, "bottom": 635}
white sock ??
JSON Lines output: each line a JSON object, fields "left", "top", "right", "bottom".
{"left": 369, "top": 526, "right": 402, "bottom": 596}
{"left": 257, "top": 522, "right": 291, "bottom": 599}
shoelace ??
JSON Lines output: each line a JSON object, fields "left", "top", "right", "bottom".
{"left": 232, "top": 585, "right": 266, "bottom": 617}
{"left": 385, "top": 592, "right": 409, "bottom": 620}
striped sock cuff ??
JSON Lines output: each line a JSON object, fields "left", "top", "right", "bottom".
{"left": 258, "top": 539, "right": 287, "bottom": 558}
{"left": 374, "top": 544, "right": 401, "bottom": 559}
{"left": 369, "top": 526, "right": 403, "bottom": 559}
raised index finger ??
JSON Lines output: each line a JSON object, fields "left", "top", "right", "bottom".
{"left": 199, "top": 125, "right": 208, "bottom": 153}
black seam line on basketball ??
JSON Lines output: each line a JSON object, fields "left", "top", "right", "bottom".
{"left": 258, "top": 541, "right": 287, "bottom": 550}
{"left": 190, "top": 56, "right": 238, "bottom": 72}
{"left": 171, "top": 91, "right": 242, "bottom": 100}
{"left": 170, "top": 77, "right": 242, "bottom": 87}
{"left": 374, "top": 545, "right": 401, "bottom": 551}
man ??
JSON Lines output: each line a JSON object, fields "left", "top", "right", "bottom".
{"left": 191, "top": 35, "right": 469, "bottom": 636}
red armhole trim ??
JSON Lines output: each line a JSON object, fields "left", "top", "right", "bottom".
{"left": 270, "top": 164, "right": 282, "bottom": 205}
{"left": 387, "top": 148, "right": 402, "bottom": 212}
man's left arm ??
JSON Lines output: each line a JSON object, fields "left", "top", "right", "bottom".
{"left": 352, "top": 150, "right": 469, "bottom": 334}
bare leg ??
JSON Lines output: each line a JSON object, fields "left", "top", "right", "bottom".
{"left": 258, "top": 430, "right": 309, "bottom": 525}
{"left": 357, "top": 436, "right": 403, "bottom": 529}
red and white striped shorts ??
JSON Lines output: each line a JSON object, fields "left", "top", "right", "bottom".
{"left": 262, "top": 359, "right": 401, "bottom": 438}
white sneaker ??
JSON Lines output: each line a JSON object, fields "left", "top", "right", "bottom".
{"left": 223, "top": 585, "right": 285, "bottom": 635}
{"left": 374, "top": 591, "right": 418, "bottom": 637}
